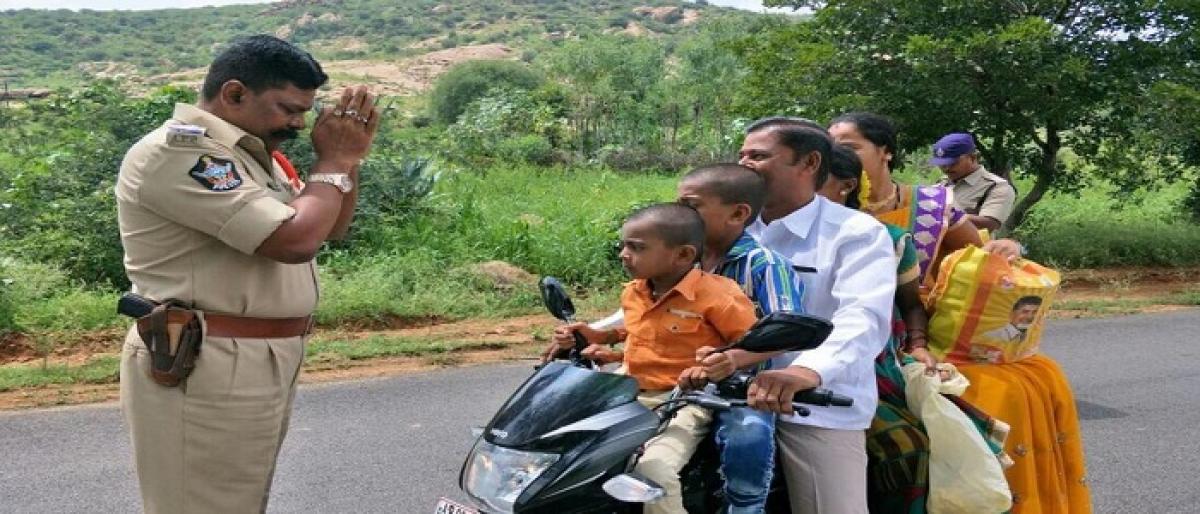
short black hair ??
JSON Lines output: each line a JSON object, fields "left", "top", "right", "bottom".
{"left": 1014, "top": 296, "right": 1043, "bottom": 310}
{"left": 201, "top": 35, "right": 328, "bottom": 100}
{"left": 745, "top": 116, "right": 833, "bottom": 187}
{"left": 745, "top": 116, "right": 827, "bottom": 134}
{"left": 624, "top": 203, "right": 705, "bottom": 255}
{"left": 830, "top": 112, "right": 900, "bottom": 171}
{"left": 680, "top": 163, "right": 766, "bottom": 225}
{"left": 826, "top": 144, "right": 863, "bottom": 210}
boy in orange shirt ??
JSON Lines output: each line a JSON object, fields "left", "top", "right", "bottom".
{"left": 578, "top": 202, "right": 758, "bottom": 514}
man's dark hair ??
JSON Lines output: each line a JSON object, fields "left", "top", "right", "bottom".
{"left": 201, "top": 35, "right": 328, "bottom": 100}
{"left": 745, "top": 116, "right": 833, "bottom": 187}
{"left": 829, "top": 112, "right": 900, "bottom": 171}
{"left": 827, "top": 144, "right": 864, "bottom": 210}
{"left": 681, "top": 163, "right": 766, "bottom": 225}
{"left": 1014, "top": 296, "right": 1043, "bottom": 310}
{"left": 625, "top": 203, "right": 705, "bottom": 256}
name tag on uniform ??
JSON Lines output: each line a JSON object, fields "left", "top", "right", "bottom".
{"left": 167, "top": 124, "right": 206, "bottom": 147}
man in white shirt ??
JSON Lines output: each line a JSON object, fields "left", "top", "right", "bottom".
{"left": 737, "top": 117, "right": 897, "bottom": 514}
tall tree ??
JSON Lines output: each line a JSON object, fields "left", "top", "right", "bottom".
{"left": 746, "top": 0, "right": 1197, "bottom": 231}
{"left": 541, "top": 35, "right": 666, "bottom": 153}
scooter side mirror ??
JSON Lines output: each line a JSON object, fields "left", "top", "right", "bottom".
{"left": 602, "top": 473, "right": 665, "bottom": 503}
{"left": 539, "top": 277, "right": 577, "bottom": 322}
{"left": 730, "top": 312, "right": 833, "bottom": 354}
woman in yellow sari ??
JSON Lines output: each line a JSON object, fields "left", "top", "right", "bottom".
{"left": 829, "top": 112, "right": 1091, "bottom": 513}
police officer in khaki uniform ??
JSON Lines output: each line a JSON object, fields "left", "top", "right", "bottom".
{"left": 930, "top": 132, "right": 1016, "bottom": 233}
{"left": 116, "top": 35, "right": 378, "bottom": 513}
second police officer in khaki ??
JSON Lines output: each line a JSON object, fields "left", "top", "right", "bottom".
{"left": 930, "top": 132, "right": 1017, "bottom": 234}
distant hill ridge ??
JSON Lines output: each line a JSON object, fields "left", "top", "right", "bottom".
{"left": 0, "top": 0, "right": 739, "bottom": 88}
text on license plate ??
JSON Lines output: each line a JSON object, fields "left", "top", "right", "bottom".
{"left": 435, "top": 497, "right": 480, "bottom": 514}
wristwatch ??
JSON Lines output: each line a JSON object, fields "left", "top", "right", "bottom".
{"left": 307, "top": 173, "right": 354, "bottom": 193}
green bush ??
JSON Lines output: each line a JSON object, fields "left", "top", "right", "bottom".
{"left": 0, "top": 82, "right": 195, "bottom": 289}
{"left": 1020, "top": 220, "right": 1200, "bottom": 268}
{"left": 0, "top": 259, "right": 121, "bottom": 334}
{"left": 595, "top": 145, "right": 697, "bottom": 172}
{"left": 0, "top": 259, "right": 74, "bottom": 333}
{"left": 0, "top": 267, "right": 15, "bottom": 334}
{"left": 353, "top": 157, "right": 438, "bottom": 233}
{"left": 429, "top": 60, "right": 543, "bottom": 125}
{"left": 1012, "top": 178, "right": 1200, "bottom": 267}
{"left": 446, "top": 88, "right": 564, "bottom": 163}
{"left": 496, "top": 134, "right": 555, "bottom": 165}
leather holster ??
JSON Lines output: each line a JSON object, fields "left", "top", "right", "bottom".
{"left": 135, "top": 301, "right": 204, "bottom": 387}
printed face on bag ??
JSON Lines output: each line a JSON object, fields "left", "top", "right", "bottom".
{"left": 1010, "top": 296, "right": 1043, "bottom": 330}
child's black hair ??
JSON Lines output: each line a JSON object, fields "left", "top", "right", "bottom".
{"left": 625, "top": 203, "right": 705, "bottom": 256}
{"left": 680, "top": 163, "right": 766, "bottom": 225}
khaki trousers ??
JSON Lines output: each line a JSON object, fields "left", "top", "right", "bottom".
{"left": 776, "top": 422, "right": 869, "bottom": 514}
{"left": 634, "top": 390, "right": 713, "bottom": 514}
{"left": 120, "top": 328, "right": 306, "bottom": 514}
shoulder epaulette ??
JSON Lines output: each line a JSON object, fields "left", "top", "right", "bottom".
{"left": 166, "top": 124, "right": 207, "bottom": 147}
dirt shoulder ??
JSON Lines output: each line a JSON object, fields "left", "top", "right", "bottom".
{"left": 2, "top": 267, "right": 1197, "bottom": 411}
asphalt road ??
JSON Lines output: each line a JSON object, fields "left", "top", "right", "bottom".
{"left": 1, "top": 310, "right": 1198, "bottom": 513}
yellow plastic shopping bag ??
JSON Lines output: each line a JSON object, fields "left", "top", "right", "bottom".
{"left": 926, "top": 246, "right": 1060, "bottom": 364}
{"left": 902, "top": 363, "right": 1012, "bottom": 514}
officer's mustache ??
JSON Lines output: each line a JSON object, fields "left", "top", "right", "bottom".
{"left": 270, "top": 128, "right": 300, "bottom": 141}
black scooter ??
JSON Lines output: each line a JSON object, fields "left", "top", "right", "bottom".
{"left": 435, "top": 277, "right": 851, "bottom": 514}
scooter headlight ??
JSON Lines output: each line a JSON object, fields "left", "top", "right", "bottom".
{"left": 463, "top": 439, "right": 559, "bottom": 513}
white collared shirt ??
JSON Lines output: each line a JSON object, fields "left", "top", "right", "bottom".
{"left": 748, "top": 195, "right": 897, "bottom": 429}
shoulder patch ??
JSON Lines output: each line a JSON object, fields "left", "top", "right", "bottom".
{"left": 188, "top": 155, "right": 243, "bottom": 191}
{"left": 167, "top": 124, "right": 206, "bottom": 147}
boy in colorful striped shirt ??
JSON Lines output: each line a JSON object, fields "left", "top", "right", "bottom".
{"left": 676, "top": 164, "right": 806, "bottom": 514}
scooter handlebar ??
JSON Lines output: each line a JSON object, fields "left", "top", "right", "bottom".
{"left": 684, "top": 395, "right": 813, "bottom": 417}
{"left": 792, "top": 388, "right": 854, "bottom": 407}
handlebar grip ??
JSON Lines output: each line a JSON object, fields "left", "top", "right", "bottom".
{"left": 792, "top": 388, "right": 854, "bottom": 407}
{"left": 566, "top": 330, "right": 594, "bottom": 369}
{"left": 571, "top": 330, "right": 589, "bottom": 350}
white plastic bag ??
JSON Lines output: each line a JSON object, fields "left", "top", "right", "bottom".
{"left": 902, "top": 363, "right": 1012, "bottom": 514}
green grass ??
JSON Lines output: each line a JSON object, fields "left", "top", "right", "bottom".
{"left": 0, "top": 355, "right": 120, "bottom": 393}
{"left": 306, "top": 334, "right": 509, "bottom": 361}
{"left": 1053, "top": 298, "right": 1157, "bottom": 316}
{"left": 0, "top": 333, "right": 526, "bottom": 392}
{"left": 1053, "top": 287, "right": 1200, "bottom": 316}
{"left": 314, "top": 164, "right": 673, "bottom": 325}
{"left": 3, "top": 162, "right": 1199, "bottom": 357}
{"left": 1008, "top": 179, "right": 1200, "bottom": 267}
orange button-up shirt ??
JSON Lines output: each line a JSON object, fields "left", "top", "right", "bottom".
{"left": 621, "top": 269, "right": 758, "bottom": 391}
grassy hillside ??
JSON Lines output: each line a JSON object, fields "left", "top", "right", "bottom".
{"left": 0, "top": 0, "right": 740, "bottom": 87}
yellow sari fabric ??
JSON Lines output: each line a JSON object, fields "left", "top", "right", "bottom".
{"left": 956, "top": 354, "right": 1093, "bottom": 514}
{"left": 869, "top": 188, "right": 1093, "bottom": 513}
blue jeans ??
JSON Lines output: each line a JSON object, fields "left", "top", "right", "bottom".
{"left": 713, "top": 406, "right": 776, "bottom": 514}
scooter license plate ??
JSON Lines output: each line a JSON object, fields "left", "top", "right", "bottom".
{"left": 435, "top": 497, "right": 480, "bottom": 514}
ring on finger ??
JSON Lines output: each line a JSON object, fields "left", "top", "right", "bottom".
{"left": 333, "top": 108, "right": 344, "bottom": 116}
{"left": 344, "top": 109, "right": 359, "bottom": 118}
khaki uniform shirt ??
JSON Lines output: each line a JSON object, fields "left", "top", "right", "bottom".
{"left": 944, "top": 165, "right": 1016, "bottom": 224}
{"left": 116, "top": 103, "right": 318, "bottom": 318}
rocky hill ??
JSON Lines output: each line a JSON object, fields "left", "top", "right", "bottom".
{"left": 0, "top": 0, "right": 741, "bottom": 89}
